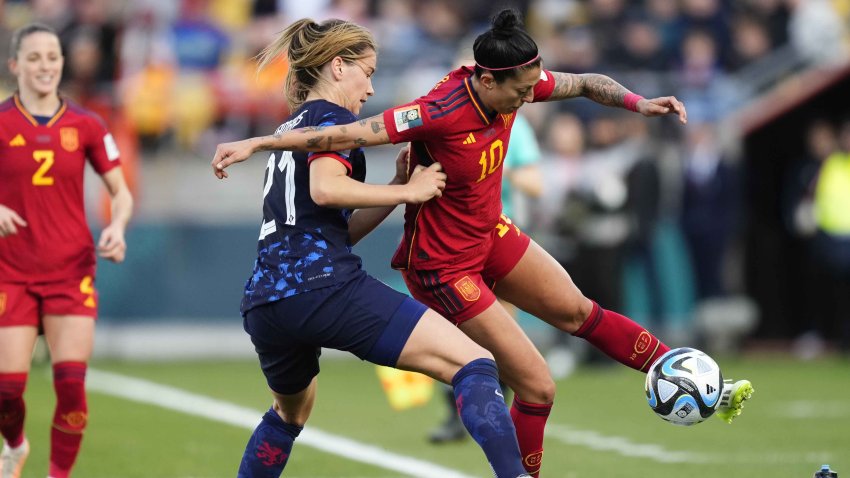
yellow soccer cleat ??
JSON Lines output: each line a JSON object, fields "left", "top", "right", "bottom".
{"left": 715, "top": 379, "right": 754, "bottom": 424}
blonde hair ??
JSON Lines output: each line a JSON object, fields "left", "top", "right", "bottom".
{"left": 257, "top": 19, "right": 377, "bottom": 110}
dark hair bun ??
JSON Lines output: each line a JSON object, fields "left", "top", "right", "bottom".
{"left": 491, "top": 9, "right": 521, "bottom": 38}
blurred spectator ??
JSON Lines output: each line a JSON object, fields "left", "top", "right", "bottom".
{"left": 783, "top": 120, "right": 838, "bottom": 356}
{"left": 680, "top": 122, "right": 740, "bottom": 300}
{"left": 809, "top": 118, "right": 850, "bottom": 351}
{"left": 615, "top": 13, "right": 669, "bottom": 71}
{"left": 621, "top": 117, "right": 664, "bottom": 329}
{"left": 786, "top": 0, "right": 849, "bottom": 66}
{"left": 677, "top": 29, "right": 743, "bottom": 122}
{"left": 728, "top": 15, "right": 773, "bottom": 72}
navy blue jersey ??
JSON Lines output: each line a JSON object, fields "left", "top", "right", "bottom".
{"left": 241, "top": 100, "right": 366, "bottom": 314}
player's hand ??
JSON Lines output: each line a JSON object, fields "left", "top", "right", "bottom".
{"left": 637, "top": 96, "right": 687, "bottom": 124}
{"left": 406, "top": 163, "right": 447, "bottom": 203}
{"left": 0, "top": 204, "right": 27, "bottom": 238}
{"left": 212, "top": 138, "right": 259, "bottom": 179}
{"left": 391, "top": 145, "right": 411, "bottom": 185}
{"left": 97, "top": 223, "right": 127, "bottom": 263}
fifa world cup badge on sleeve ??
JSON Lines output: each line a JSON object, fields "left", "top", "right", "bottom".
{"left": 393, "top": 105, "right": 423, "bottom": 132}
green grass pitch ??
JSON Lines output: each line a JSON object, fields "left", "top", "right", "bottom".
{"left": 14, "top": 355, "right": 849, "bottom": 477}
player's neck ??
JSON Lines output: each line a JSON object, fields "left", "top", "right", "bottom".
{"left": 17, "top": 89, "right": 61, "bottom": 117}
{"left": 305, "top": 86, "right": 350, "bottom": 113}
{"left": 469, "top": 75, "right": 496, "bottom": 113}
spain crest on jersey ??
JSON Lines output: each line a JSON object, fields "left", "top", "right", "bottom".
{"left": 454, "top": 276, "right": 481, "bottom": 302}
{"left": 60, "top": 127, "right": 79, "bottom": 152}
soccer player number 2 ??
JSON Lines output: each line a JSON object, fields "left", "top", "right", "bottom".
{"left": 32, "top": 150, "right": 56, "bottom": 186}
{"left": 476, "top": 139, "right": 504, "bottom": 183}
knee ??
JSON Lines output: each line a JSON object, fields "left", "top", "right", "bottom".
{"left": 561, "top": 297, "right": 594, "bottom": 334}
{"left": 514, "top": 371, "right": 557, "bottom": 404}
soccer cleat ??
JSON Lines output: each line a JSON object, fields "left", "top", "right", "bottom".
{"left": 715, "top": 379, "right": 754, "bottom": 424}
{"left": 0, "top": 438, "right": 29, "bottom": 478}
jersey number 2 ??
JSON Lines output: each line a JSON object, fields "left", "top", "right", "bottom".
{"left": 32, "top": 150, "right": 55, "bottom": 186}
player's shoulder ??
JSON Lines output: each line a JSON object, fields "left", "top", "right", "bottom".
{"left": 62, "top": 97, "right": 108, "bottom": 128}
{"left": 0, "top": 96, "right": 15, "bottom": 113}
{"left": 310, "top": 100, "right": 358, "bottom": 126}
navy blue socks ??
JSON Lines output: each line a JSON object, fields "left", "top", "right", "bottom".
{"left": 452, "top": 358, "right": 527, "bottom": 478}
{"left": 238, "top": 407, "right": 302, "bottom": 477}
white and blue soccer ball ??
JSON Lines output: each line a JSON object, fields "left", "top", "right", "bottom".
{"left": 645, "top": 347, "right": 723, "bottom": 426}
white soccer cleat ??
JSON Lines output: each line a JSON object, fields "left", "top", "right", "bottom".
{"left": 715, "top": 379, "right": 754, "bottom": 424}
{"left": 0, "top": 438, "right": 29, "bottom": 478}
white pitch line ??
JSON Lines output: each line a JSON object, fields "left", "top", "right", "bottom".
{"left": 87, "top": 369, "right": 477, "bottom": 478}
{"left": 545, "top": 424, "right": 710, "bottom": 464}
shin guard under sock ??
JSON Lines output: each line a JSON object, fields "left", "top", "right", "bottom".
{"left": 452, "top": 358, "right": 527, "bottom": 478}
{"left": 574, "top": 301, "right": 670, "bottom": 372}
{"left": 49, "top": 362, "right": 87, "bottom": 478}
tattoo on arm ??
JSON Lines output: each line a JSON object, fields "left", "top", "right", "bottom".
{"left": 370, "top": 121, "right": 383, "bottom": 134}
{"left": 354, "top": 138, "right": 368, "bottom": 146}
{"left": 550, "top": 72, "right": 581, "bottom": 100}
{"left": 549, "top": 72, "right": 629, "bottom": 108}
{"left": 578, "top": 74, "right": 628, "bottom": 107}
{"left": 326, "top": 136, "right": 333, "bottom": 150}
{"left": 306, "top": 136, "right": 324, "bottom": 148}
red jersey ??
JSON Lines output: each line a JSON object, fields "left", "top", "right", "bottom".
{"left": 0, "top": 94, "right": 121, "bottom": 282}
{"left": 384, "top": 66, "right": 554, "bottom": 270}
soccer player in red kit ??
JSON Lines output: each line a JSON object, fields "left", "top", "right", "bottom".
{"left": 0, "top": 23, "right": 133, "bottom": 478}
{"left": 212, "top": 9, "right": 753, "bottom": 477}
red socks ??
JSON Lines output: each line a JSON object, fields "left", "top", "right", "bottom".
{"left": 50, "top": 362, "right": 88, "bottom": 478}
{"left": 510, "top": 396, "right": 552, "bottom": 478}
{"left": 0, "top": 372, "right": 27, "bottom": 447}
{"left": 574, "top": 301, "right": 670, "bottom": 372}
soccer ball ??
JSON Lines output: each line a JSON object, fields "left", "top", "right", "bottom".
{"left": 645, "top": 347, "right": 723, "bottom": 426}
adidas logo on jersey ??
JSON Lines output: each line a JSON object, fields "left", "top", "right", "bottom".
{"left": 9, "top": 134, "right": 26, "bottom": 146}
{"left": 462, "top": 133, "right": 476, "bottom": 145}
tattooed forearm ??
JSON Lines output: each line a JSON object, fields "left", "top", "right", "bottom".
{"left": 577, "top": 74, "right": 628, "bottom": 107}
{"left": 370, "top": 121, "right": 383, "bottom": 134}
{"left": 306, "top": 136, "right": 324, "bottom": 148}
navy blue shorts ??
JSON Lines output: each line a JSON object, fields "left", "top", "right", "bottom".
{"left": 243, "top": 271, "right": 427, "bottom": 395}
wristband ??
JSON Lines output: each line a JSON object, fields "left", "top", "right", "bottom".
{"left": 624, "top": 93, "right": 644, "bottom": 113}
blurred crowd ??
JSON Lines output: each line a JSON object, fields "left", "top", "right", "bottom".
{"left": 0, "top": 0, "right": 848, "bottom": 151}
{"left": 1, "top": 0, "right": 849, "bottom": 350}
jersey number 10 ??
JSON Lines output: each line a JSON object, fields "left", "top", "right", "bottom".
{"left": 476, "top": 139, "right": 504, "bottom": 183}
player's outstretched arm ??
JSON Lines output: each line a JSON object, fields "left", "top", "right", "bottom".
{"left": 547, "top": 72, "right": 687, "bottom": 124}
{"left": 212, "top": 114, "right": 391, "bottom": 179}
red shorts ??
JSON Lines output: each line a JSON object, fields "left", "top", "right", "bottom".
{"left": 401, "top": 215, "right": 530, "bottom": 324}
{"left": 0, "top": 275, "right": 99, "bottom": 327}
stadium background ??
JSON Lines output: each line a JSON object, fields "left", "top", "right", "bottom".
{"left": 3, "top": 1, "right": 850, "bottom": 477}
{"left": 5, "top": 0, "right": 846, "bottom": 359}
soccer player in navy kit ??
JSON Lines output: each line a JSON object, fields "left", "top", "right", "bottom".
{"left": 214, "top": 11, "right": 754, "bottom": 477}
{"left": 219, "top": 19, "right": 531, "bottom": 478}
